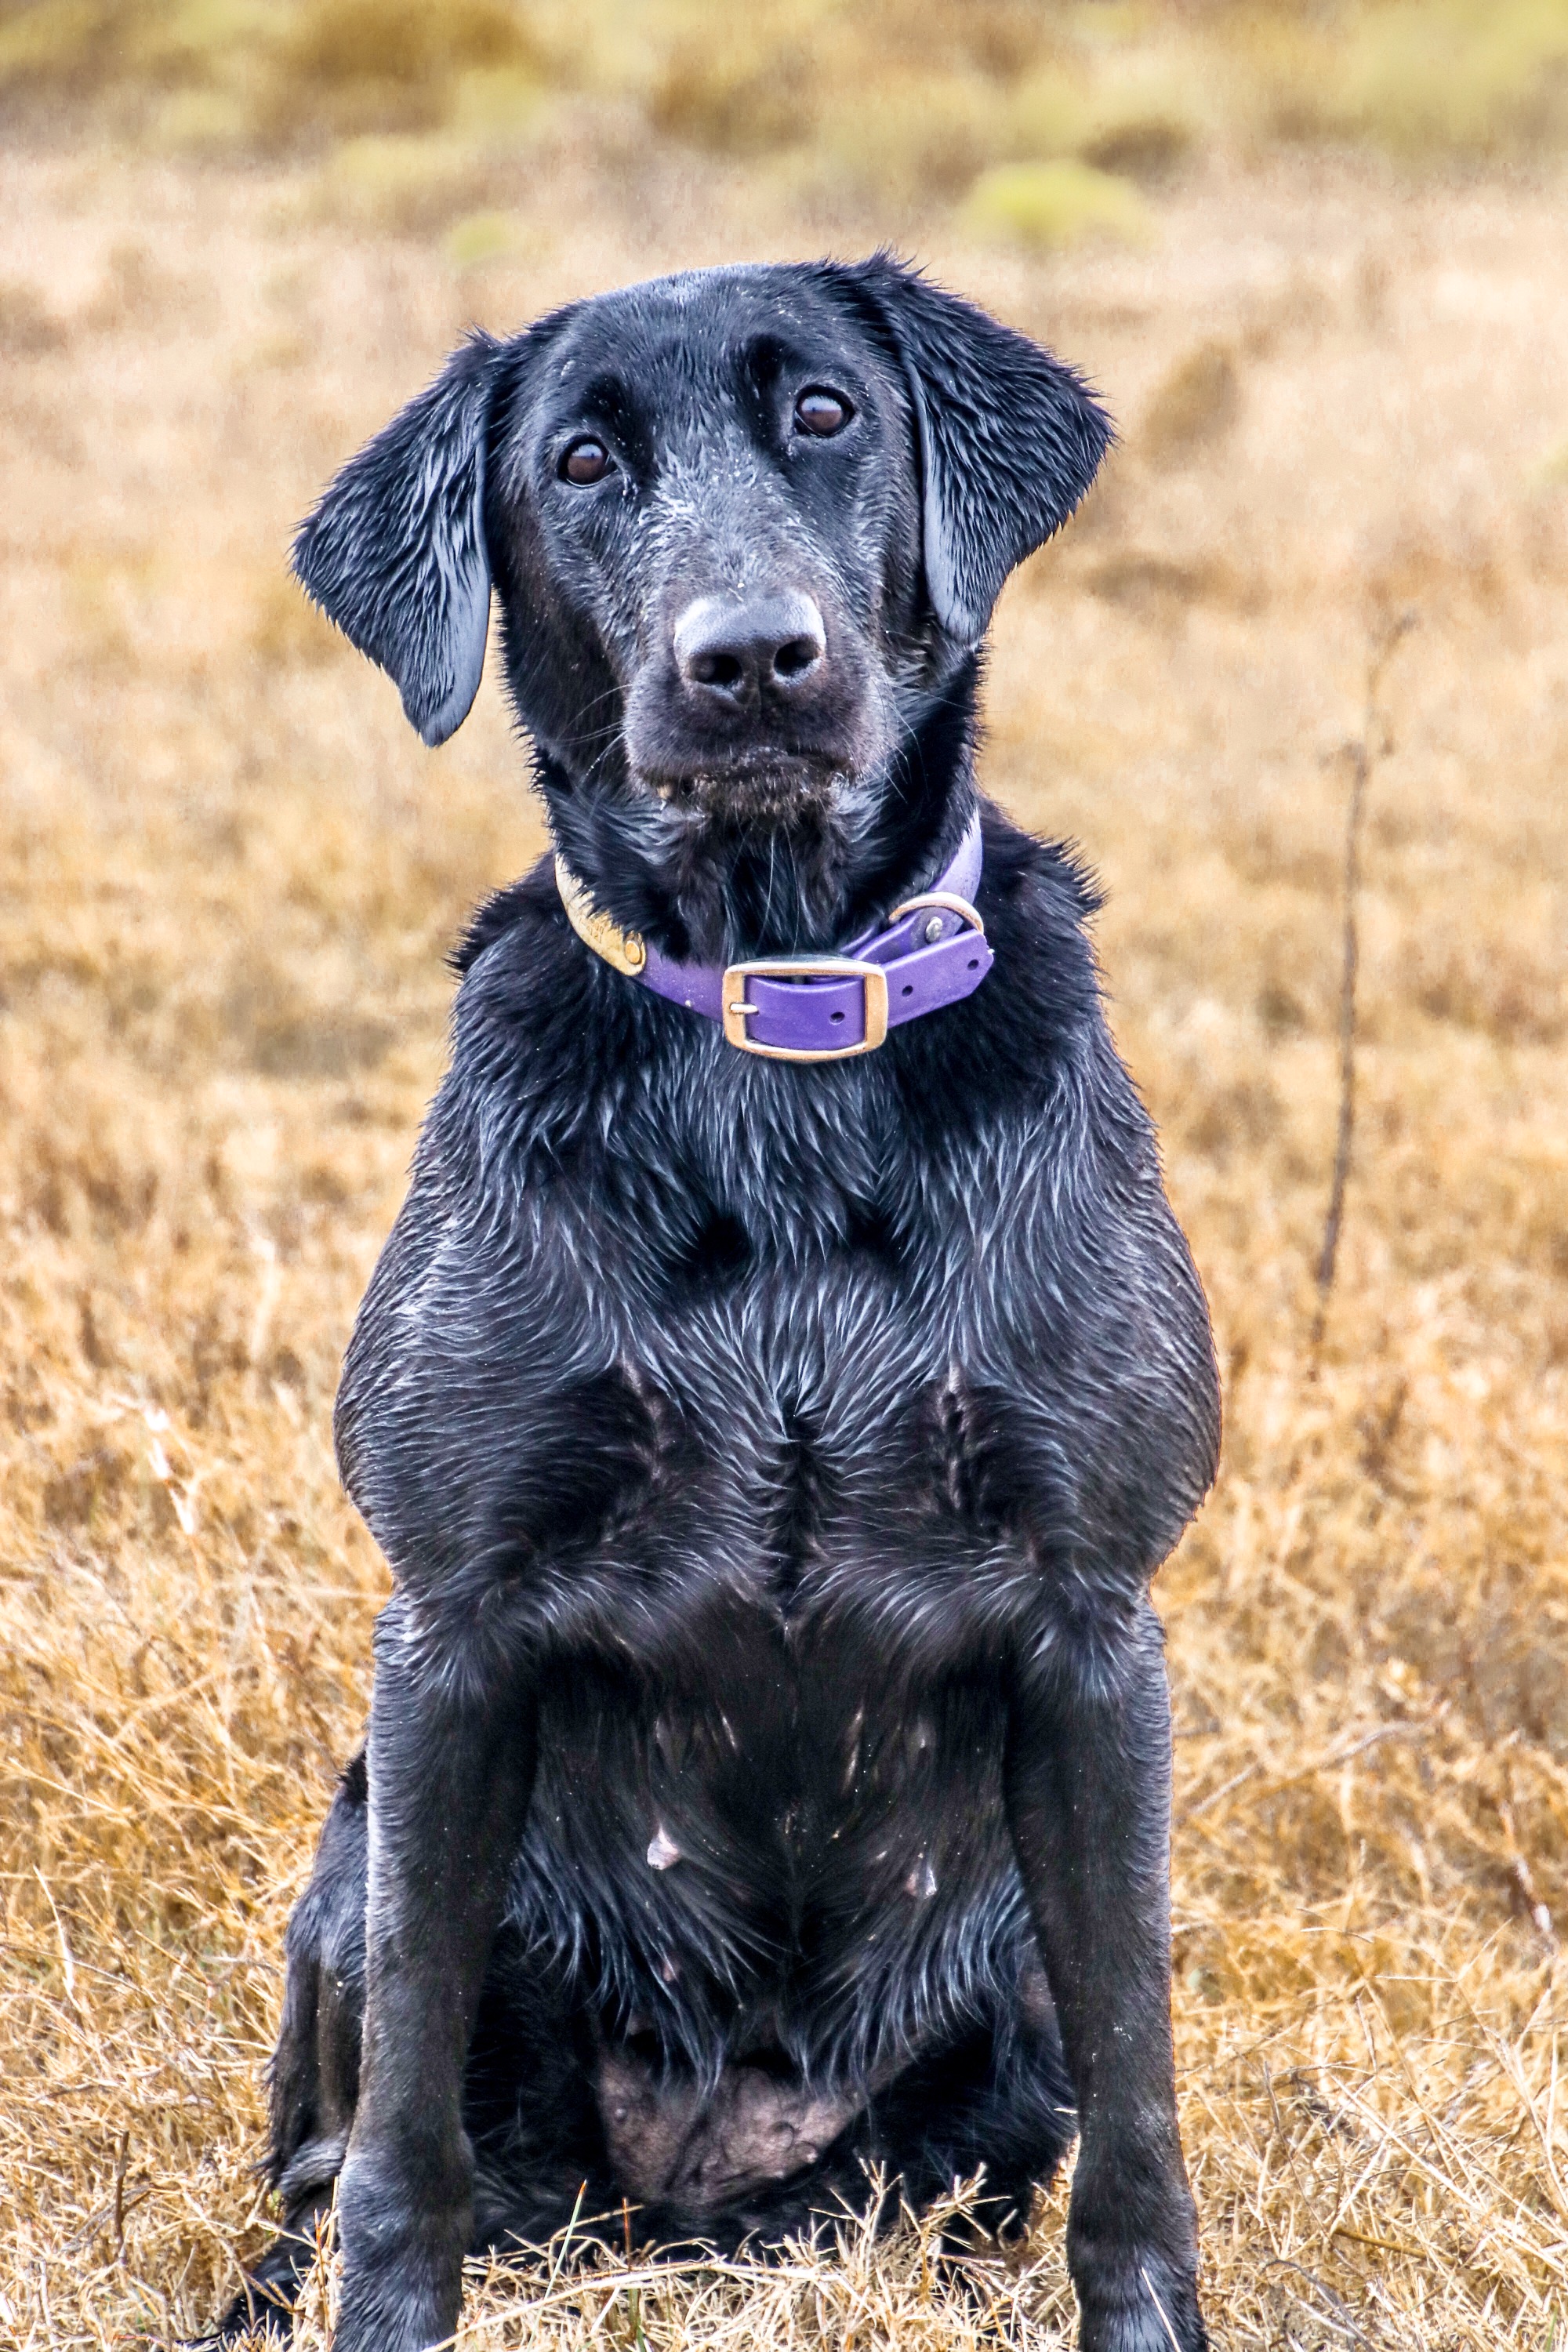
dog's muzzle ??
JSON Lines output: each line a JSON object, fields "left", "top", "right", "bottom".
{"left": 555, "top": 815, "right": 993, "bottom": 1062}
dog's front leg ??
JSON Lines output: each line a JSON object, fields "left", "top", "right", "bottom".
{"left": 1004, "top": 1596, "right": 1205, "bottom": 2352}
{"left": 334, "top": 1588, "right": 537, "bottom": 2352}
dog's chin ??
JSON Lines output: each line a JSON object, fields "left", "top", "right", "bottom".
{"left": 635, "top": 750, "right": 853, "bottom": 825}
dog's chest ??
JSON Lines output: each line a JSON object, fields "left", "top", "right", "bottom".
{"left": 339, "top": 1017, "right": 1200, "bottom": 1635}
{"left": 342, "top": 1075, "right": 1059, "bottom": 1629}
{"left": 634, "top": 1261, "right": 977, "bottom": 1603}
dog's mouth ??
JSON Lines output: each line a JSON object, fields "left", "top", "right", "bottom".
{"left": 634, "top": 745, "right": 851, "bottom": 818}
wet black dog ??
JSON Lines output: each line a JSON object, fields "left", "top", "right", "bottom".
{"left": 217, "top": 256, "right": 1220, "bottom": 2352}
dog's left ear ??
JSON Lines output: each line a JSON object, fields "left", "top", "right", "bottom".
{"left": 844, "top": 256, "right": 1113, "bottom": 647}
{"left": 292, "top": 332, "right": 506, "bottom": 746}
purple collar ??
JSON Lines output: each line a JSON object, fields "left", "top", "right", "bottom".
{"left": 554, "top": 815, "right": 993, "bottom": 1062}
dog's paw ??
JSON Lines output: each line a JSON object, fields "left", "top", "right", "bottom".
{"left": 191, "top": 2285, "right": 294, "bottom": 2348}
{"left": 1074, "top": 2258, "right": 1207, "bottom": 2352}
{"left": 333, "top": 2256, "right": 464, "bottom": 2352}
{"left": 333, "top": 2152, "right": 468, "bottom": 2352}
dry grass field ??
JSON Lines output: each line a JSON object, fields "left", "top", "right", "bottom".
{"left": 3, "top": 5, "right": 1568, "bottom": 2346}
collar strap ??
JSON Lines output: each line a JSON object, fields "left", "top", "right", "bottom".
{"left": 555, "top": 815, "right": 993, "bottom": 1062}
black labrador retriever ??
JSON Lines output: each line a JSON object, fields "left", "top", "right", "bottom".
{"left": 218, "top": 256, "right": 1220, "bottom": 2352}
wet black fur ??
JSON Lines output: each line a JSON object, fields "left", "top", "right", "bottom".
{"left": 212, "top": 258, "right": 1221, "bottom": 2352}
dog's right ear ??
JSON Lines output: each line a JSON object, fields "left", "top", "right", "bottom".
{"left": 292, "top": 332, "right": 505, "bottom": 747}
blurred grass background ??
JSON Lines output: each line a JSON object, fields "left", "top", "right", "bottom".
{"left": 7, "top": 0, "right": 1568, "bottom": 238}
{"left": 2, "top": 2, "right": 1568, "bottom": 2347}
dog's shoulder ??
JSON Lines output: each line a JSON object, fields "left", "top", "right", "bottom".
{"left": 941, "top": 808, "right": 1205, "bottom": 1325}
{"left": 449, "top": 853, "right": 565, "bottom": 980}
{"left": 441, "top": 851, "right": 648, "bottom": 1127}
{"left": 900, "top": 804, "right": 1118, "bottom": 1123}
{"left": 974, "top": 804, "right": 1104, "bottom": 1029}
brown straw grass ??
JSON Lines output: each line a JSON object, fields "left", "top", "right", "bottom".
{"left": 3, "top": 20, "right": 1568, "bottom": 2346}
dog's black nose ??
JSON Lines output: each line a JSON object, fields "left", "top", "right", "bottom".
{"left": 673, "top": 592, "right": 826, "bottom": 700}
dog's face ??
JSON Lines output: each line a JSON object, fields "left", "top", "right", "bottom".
{"left": 494, "top": 272, "right": 925, "bottom": 823}
{"left": 294, "top": 257, "right": 1110, "bottom": 842}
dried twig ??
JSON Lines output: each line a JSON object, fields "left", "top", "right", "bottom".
{"left": 1312, "top": 608, "right": 1418, "bottom": 1345}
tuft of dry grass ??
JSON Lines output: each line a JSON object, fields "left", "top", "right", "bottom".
{"left": 2, "top": 34, "right": 1568, "bottom": 2352}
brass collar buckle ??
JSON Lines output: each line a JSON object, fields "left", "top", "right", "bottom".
{"left": 721, "top": 956, "right": 891, "bottom": 1062}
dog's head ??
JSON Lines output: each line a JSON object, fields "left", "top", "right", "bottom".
{"left": 295, "top": 258, "right": 1109, "bottom": 932}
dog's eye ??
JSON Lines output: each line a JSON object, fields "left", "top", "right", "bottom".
{"left": 794, "top": 389, "right": 853, "bottom": 438}
{"left": 561, "top": 437, "right": 614, "bottom": 485}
